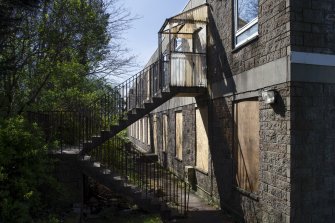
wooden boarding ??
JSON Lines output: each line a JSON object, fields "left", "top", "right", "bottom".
{"left": 234, "top": 100, "right": 260, "bottom": 192}
{"left": 196, "top": 107, "right": 209, "bottom": 172}
{"left": 175, "top": 111, "right": 183, "bottom": 160}
{"left": 162, "top": 114, "right": 168, "bottom": 152}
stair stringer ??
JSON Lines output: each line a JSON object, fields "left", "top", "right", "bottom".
{"left": 81, "top": 91, "right": 176, "bottom": 155}
{"left": 79, "top": 157, "right": 174, "bottom": 218}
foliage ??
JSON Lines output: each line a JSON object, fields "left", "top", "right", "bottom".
{"left": 0, "top": 0, "right": 135, "bottom": 116}
{"left": 0, "top": 116, "right": 64, "bottom": 222}
{"left": 107, "top": 214, "right": 163, "bottom": 223}
{"left": 81, "top": 214, "right": 163, "bottom": 223}
{"left": 0, "top": 0, "right": 41, "bottom": 40}
{"left": 0, "top": 0, "right": 136, "bottom": 221}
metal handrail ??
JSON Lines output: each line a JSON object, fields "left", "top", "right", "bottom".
{"left": 89, "top": 136, "right": 191, "bottom": 216}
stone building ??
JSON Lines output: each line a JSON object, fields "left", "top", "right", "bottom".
{"left": 128, "top": 0, "right": 335, "bottom": 222}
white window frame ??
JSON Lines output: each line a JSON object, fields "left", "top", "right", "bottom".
{"left": 234, "top": 0, "right": 259, "bottom": 47}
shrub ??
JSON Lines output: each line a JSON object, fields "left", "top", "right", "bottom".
{"left": 0, "top": 116, "right": 62, "bottom": 222}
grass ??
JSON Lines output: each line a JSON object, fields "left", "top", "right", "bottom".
{"left": 84, "top": 214, "right": 163, "bottom": 223}
{"left": 63, "top": 212, "right": 163, "bottom": 223}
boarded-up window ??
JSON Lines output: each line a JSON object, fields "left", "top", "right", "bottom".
{"left": 234, "top": 99, "right": 260, "bottom": 192}
{"left": 137, "top": 120, "right": 140, "bottom": 141}
{"left": 137, "top": 120, "right": 140, "bottom": 140}
{"left": 196, "top": 107, "right": 209, "bottom": 172}
{"left": 147, "top": 117, "right": 151, "bottom": 146}
{"left": 131, "top": 124, "right": 133, "bottom": 136}
{"left": 162, "top": 114, "right": 168, "bottom": 152}
{"left": 142, "top": 118, "right": 146, "bottom": 143}
{"left": 140, "top": 119, "right": 143, "bottom": 142}
{"left": 135, "top": 122, "right": 138, "bottom": 139}
{"left": 137, "top": 121, "right": 140, "bottom": 140}
{"left": 175, "top": 111, "right": 183, "bottom": 160}
{"left": 153, "top": 115, "right": 158, "bottom": 153}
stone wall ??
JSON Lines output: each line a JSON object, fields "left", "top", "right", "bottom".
{"left": 258, "top": 83, "right": 291, "bottom": 222}
{"left": 150, "top": 104, "right": 196, "bottom": 176}
{"left": 290, "top": 82, "right": 335, "bottom": 222}
{"left": 208, "top": 83, "right": 291, "bottom": 222}
{"left": 127, "top": 1, "right": 335, "bottom": 222}
{"left": 128, "top": 102, "right": 217, "bottom": 202}
{"left": 206, "top": 1, "right": 292, "bottom": 220}
{"left": 290, "top": 0, "right": 335, "bottom": 54}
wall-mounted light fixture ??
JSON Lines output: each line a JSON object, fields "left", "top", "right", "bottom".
{"left": 262, "top": 90, "right": 276, "bottom": 104}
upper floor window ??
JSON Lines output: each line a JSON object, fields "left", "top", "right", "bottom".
{"left": 234, "top": 0, "right": 259, "bottom": 47}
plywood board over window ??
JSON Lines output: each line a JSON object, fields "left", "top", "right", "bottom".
{"left": 135, "top": 121, "right": 138, "bottom": 139}
{"left": 142, "top": 117, "right": 146, "bottom": 143}
{"left": 196, "top": 107, "right": 209, "bottom": 172}
{"left": 234, "top": 99, "right": 260, "bottom": 192}
{"left": 141, "top": 118, "right": 143, "bottom": 143}
{"left": 140, "top": 119, "right": 143, "bottom": 142}
{"left": 137, "top": 121, "right": 139, "bottom": 140}
{"left": 153, "top": 115, "right": 158, "bottom": 153}
{"left": 147, "top": 117, "right": 151, "bottom": 146}
{"left": 175, "top": 111, "right": 183, "bottom": 160}
{"left": 162, "top": 114, "right": 168, "bottom": 152}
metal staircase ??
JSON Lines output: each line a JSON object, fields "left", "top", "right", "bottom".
{"left": 27, "top": 53, "right": 207, "bottom": 218}
{"left": 78, "top": 56, "right": 206, "bottom": 155}
{"left": 27, "top": 4, "right": 209, "bottom": 218}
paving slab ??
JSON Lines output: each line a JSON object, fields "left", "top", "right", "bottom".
{"left": 167, "top": 192, "right": 235, "bottom": 223}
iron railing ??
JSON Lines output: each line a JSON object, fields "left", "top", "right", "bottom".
{"left": 89, "top": 136, "right": 190, "bottom": 216}
{"left": 170, "top": 52, "right": 207, "bottom": 87}
{"left": 27, "top": 111, "right": 190, "bottom": 216}
{"left": 26, "top": 52, "right": 205, "bottom": 215}
{"left": 26, "top": 111, "right": 93, "bottom": 153}
{"left": 86, "top": 53, "right": 206, "bottom": 127}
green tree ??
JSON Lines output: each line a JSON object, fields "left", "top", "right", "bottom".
{"left": 0, "top": 116, "right": 62, "bottom": 222}
{"left": 0, "top": 0, "right": 136, "bottom": 221}
{"left": 0, "top": 0, "right": 135, "bottom": 116}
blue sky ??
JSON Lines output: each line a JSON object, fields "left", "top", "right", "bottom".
{"left": 121, "top": 0, "right": 189, "bottom": 70}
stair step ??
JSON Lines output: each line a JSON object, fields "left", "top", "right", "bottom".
{"left": 81, "top": 155, "right": 91, "bottom": 161}
{"left": 152, "top": 94, "right": 163, "bottom": 100}
{"left": 118, "top": 116, "right": 128, "bottom": 122}
{"left": 101, "top": 168, "right": 111, "bottom": 175}
{"left": 143, "top": 102, "right": 153, "bottom": 108}
{"left": 92, "top": 136, "right": 102, "bottom": 144}
{"left": 83, "top": 142, "right": 93, "bottom": 151}
{"left": 138, "top": 154, "right": 158, "bottom": 163}
{"left": 100, "top": 130, "right": 110, "bottom": 139}
{"left": 110, "top": 124, "right": 118, "bottom": 129}
{"left": 112, "top": 175, "right": 123, "bottom": 181}
{"left": 161, "top": 90, "right": 171, "bottom": 96}
{"left": 92, "top": 162, "right": 101, "bottom": 168}
{"left": 126, "top": 116, "right": 136, "bottom": 123}
{"left": 118, "top": 121, "right": 128, "bottom": 129}
{"left": 129, "top": 107, "right": 145, "bottom": 115}
{"left": 79, "top": 157, "right": 182, "bottom": 218}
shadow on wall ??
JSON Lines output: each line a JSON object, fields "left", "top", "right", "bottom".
{"left": 204, "top": 5, "right": 260, "bottom": 222}
{"left": 207, "top": 4, "right": 290, "bottom": 220}
{"left": 271, "top": 91, "right": 286, "bottom": 117}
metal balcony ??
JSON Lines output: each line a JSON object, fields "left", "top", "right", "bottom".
{"left": 159, "top": 4, "right": 208, "bottom": 94}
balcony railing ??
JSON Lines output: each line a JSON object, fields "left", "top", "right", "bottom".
{"left": 168, "top": 52, "right": 207, "bottom": 88}
{"left": 120, "top": 53, "right": 206, "bottom": 114}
